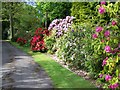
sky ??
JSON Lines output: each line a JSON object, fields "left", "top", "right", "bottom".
{"left": 25, "top": 0, "right": 36, "bottom": 7}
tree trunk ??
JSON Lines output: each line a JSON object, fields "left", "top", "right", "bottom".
{"left": 45, "top": 12, "right": 48, "bottom": 29}
{"left": 9, "top": 13, "right": 13, "bottom": 39}
{"left": 9, "top": 2, "right": 14, "bottom": 40}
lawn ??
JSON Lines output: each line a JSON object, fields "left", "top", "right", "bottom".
{"left": 10, "top": 41, "right": 96, "bottom": 88}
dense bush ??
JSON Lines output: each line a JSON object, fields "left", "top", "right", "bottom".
{"left": 30, "top": 28, "right": 49, "bottom": 52}
{"left": 16, "top": 37, "right": 27, "bottom": 45}
{"left": 46, "top": 1, "right": 120, "bottom": 89}
{"left": 53, "top": 23, "right": 93, "bottom": 70}
{"left": 91, "top": 2, "right": 120, "bottom": 89}
{"left": 45, "top": 16, "right": 75, "bottom": 53}
{"left": 71, "top": 2, "right": 98, "bottom": 24}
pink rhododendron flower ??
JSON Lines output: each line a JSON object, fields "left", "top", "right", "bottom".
{"left": 104, "top": 45, "right": 111, "bottom": 53}
{"left": 99, "top": 7, "right": 105, "bottom": 14}
{"left": 107, "top": 37, "right": 110, "bottom": 41}
{"left": 104, "top": 30, "right": 110, "bottom": 37}
{"left": 96, "top": 26, "right": 103, "bottom": 32}
{"left": 99, "top": 74, "right": 103, "bottom": 78}
{"left": 118, "top": 54, "right": 120, "bottom": 57}
{"left": 105, "top": 75, "right": 112, "bottom": 81}
{"left": 109, "top": 83, "right": 119, "bottom": 89}
{"left": 92, "top": 34, "right": 98, "bottom": 39}
{"left": 101, "top": 1, "right": 106, "bottom": 5}
{"left": 112, "top": 20, "right": 117, "bottom": 26}
{"left": 48, "top": 16, "right": 75, "bottom": 37}
{"left": 101, "top": 40, "right": 104, "bottom": 43}
{"left": 102, "top": 57, "right": 108, "bottom": 66}
{"left": 111, "top": 48, "right": 119, "bottom": 54}
{"left": 118, "top": 43, "right": 120, "bottom": 48}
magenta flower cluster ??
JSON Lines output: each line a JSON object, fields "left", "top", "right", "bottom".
{"left": 104, "top": 44, "right": 120, "bottom": 54}
{"left": 104, "top": 30, "right": 110, "bottom": 37}
{"left": 109, "top": 83, "right": 119, "bottom": 89}
{"left": 98, "top": 1, "right": 106, "bottom": 14}
{"left": 99, "top": 6, "right": 105, "bottom": 14}
{"left": 112, "top": 20, "right": 117, "bottom": 26}
{"left": 92, "top": 34, "right": 98, "bottom": 39}
{"left": 94, "top": 1, "right": 120, "bottom": 89}
{"left": 48, "top": 16, "right": 75, "bottom": 37}
{"left": 101, "top": 1, "right": 106, "bottom": 5}
{"left": 96, "top": 26, "right": 103, "bottom": 32}
{"left": 102, "top": 57, "right": 108, "bottom": 66}
{"left": 104, "top": 45, "right": 111, "bottom": 53}
{"left": 99, "top": 74, "right": 103, "bottom": 78}
{"left": 105, "top": 75, "right": 112, "bottom": 81}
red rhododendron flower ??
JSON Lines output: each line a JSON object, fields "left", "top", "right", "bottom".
{"left": 43, "top": 29, "right": 50, "bottom": 36}
{"left": 37, "top": 28, "right": 42, "bottom": 31}
{"left": 17, "top": 37, "right": 27, "bottom": 45}
{"left": 30, "top": 28, "right": 48, "bottom": 51}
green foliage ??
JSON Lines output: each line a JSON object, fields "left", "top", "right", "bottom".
{"left": 36, "top": 2, "right": 72, "bottom": 26}
{"left": 85, "top": 1, "right": 120, "bottom": 89}
{"left": 46, "top": 2, "right": 120, "bottom": 89}
{"left": 71, "top": 2, "right": 98, "bottom": 24}
{"left": 2, "top": 2, "right": 41, "bottom": 41}
{"left": 45, "top": 30, "right": 56, "bottom": 54}
{"left": 54, "top": 24, "right": 91, "bottom": 70}
{"left": 13, "top": 3, "right": 40, "bottom": 37}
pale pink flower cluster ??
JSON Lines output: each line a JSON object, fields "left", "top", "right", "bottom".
{"left": 48, "top": 16, "right": 75, "bottom": 37}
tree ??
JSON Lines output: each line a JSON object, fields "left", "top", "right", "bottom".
{"left": 2, "top": 2, "right": 23, "bottom": 39}
{"left": 36, "top": 2, "right": 72, "bottom": 28}
{"left": 2, "top": 2, "right": 40, "bottom": 40}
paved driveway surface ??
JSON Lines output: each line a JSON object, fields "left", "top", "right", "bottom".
{"left": 0, "top": 41, "right": 53, "bottom": 89}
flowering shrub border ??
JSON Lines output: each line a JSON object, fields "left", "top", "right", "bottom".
{"left": 48, "top": 16, "right": 75, "bottom": 37}
{"left": 30, "top": 28, "right": 49, "bottom": 52}
{"left": 91, "top": 1, "right": 120, "bottom": 89}
{"left": 16, "top": 37, "right": 27, "bottom": 45}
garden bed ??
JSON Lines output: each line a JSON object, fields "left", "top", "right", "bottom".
{"left": 47, "top": 53, "right": 104, "bottom": 88}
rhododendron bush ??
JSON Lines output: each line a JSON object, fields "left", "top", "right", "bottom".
{"left": 48, "top": 16, "right": 75, "bottom": 37}
{"left": 46, "top": 1, "right": 120, "bottom": 89}
{"left": 30, "top": 28, "right": 49, "bottom": 51}
{"left": 16, "top": 37, "right": 27, "bottom": 45}
{"left": 45, "top": 16, "right": 75, "bottom": 53}
{"left": 54, "top": 23, "right": 93, "bottom": 69}
{"left": 91, "top": 1, "right": 120, "bottom": 89}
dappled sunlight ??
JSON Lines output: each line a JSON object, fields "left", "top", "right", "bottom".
{"left": 2, "top": 41, "right": 53, "bottom": 88}
{"left": 34, "top": 54, "right": 95, "bottom": 88}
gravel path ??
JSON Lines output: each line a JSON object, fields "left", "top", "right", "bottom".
{"left": 0, "top": 41, "right": 53, "bottom": 89}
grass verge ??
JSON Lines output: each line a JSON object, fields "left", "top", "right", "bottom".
{"left": 10, "top": 41, "right": 96, "bottom": 88}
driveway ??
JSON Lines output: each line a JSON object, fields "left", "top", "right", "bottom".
{"left": 0, "top": 41, "right": 53, "bottom": 89}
